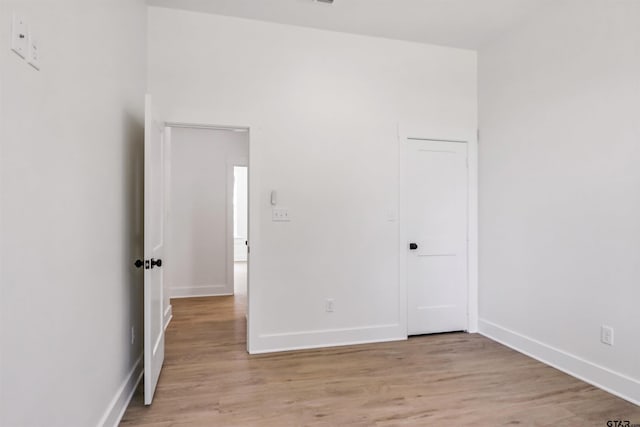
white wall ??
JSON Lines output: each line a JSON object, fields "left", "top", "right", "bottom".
{"left": 148, "top": 7, "right": 477, "bottom": 353}
{"left": 479, "top": 0, "right": 640, "bottom": 404}
{"left": 167, "top": 127, "right": 248, "bottom": 298}
{"left": 0, "top": 1, "right": 147, "bottom": 426}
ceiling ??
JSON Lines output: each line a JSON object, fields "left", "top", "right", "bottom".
{"left": 146, "top": 0, "right": 552, "bottom": 50}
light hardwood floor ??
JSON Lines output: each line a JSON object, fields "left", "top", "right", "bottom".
{"left": 122, "top": 292, "right": 640, "bottom": 426}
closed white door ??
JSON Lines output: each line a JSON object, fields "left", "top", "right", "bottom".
{"left": 405, "top": 139, "right": 468, "bottom": 335}
{"left": 143, "top": 94, "right": 166, "bottom": 404}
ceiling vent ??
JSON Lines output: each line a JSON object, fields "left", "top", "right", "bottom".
{"left": 315, "top": 0, "right": 334, "bottom": 4}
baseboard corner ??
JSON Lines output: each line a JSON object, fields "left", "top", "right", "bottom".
{"left": 97, "top": 354, "right": 143, "bottom": 427}
{"left": 478, "top": 318, "right": 640, "bottom": 407}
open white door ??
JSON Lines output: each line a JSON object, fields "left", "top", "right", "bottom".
{"left": 143, "top": 94, "right": 165, "bottom": 405}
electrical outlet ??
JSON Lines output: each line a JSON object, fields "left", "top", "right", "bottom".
{"left": 131, "top": 326, "right": 135, "bottom": 345}
{"left": 325, "top": 298, "right": 335, "bottom": 313}
{"left": 601, "top": 325, "right": 614, "bottom": 346}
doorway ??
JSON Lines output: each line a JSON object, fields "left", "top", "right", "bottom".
{"left": 164, "top": 125, "right": 249, "bottom": 305}
{"left": 141, "top": 111, "right": 254, "bottom": 405}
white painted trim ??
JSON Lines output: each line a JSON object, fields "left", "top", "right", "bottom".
{"left": 163, "top": 304, "right": 173, "bottom": 331}
{"left": 398, "top": 124, "right": 479, "bottom": 335}
{"left": 479, "top": 319, "right": 640, "bottom": 406}
{"left": 170, "top": 284, "right": 231, "bottom": 299}
{"left": 397, "top": 124, "right": 408, "bottom": 339}
{"left": 225, "top": 162, "right": 235, "bottom": 296}
{"left": 166, "top": 122, "right": 249, "bottom": 132}
{"left": 260, "top": 323, "right": 400, "bottom": 338}
{"left": 250, "top": 336, "right": 407, "bottom": 355}
{"left": 163, "top": 126, "right": 173, "bottom": 337}
{"left": 251, "top": 323, "right": 406, "bottom": 355}
{"left": 245, "top": 128, "right": 257, "bottom": 355}
{"left": 97, "top": 355, "right": 144, "bottom": 427}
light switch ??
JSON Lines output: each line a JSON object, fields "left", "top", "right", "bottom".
{"left": 27, "top": 32, "right": 40, "bottom": 70}
{"left": 272, "top": 208, "right": 291, "bottom": 222}
{"left": 11, "top": 13, "right": 28, "bottom": 59}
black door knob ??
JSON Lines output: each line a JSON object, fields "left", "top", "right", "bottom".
{"left": 151, "top": 258, "right": 162, "bottom": 268}
{"left": 409, "top": 243, "right": 418, "bottom": 250}
{"left": 134, "top": 259, "right": 144, "bottom": 268}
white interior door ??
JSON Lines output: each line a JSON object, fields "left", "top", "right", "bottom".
{"left": 144, "top": 94, "right": 166, "bottom": 404}
{"left": 405, "top": 139, "right": 468, "bottom": 335}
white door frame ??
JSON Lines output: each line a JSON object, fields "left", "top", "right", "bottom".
{"left": 398, "top": 124, "right": 478, "bottom": 335}
{"left": 164, "top": 121, "right": 253, "bottom": 352}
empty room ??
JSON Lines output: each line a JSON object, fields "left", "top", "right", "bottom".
{"left": 1, "top": 0, "right": 639, "bottom": 426}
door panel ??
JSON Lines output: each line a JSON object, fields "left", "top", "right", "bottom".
{"left": 144, "top": 94, "right": 165, "bottom": 405}
{"left": 406, "top": 139, "right": 468, "bottom": 335}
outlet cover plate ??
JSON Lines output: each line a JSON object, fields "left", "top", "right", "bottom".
{"left": 601, "top": 325, "right": 614, "bottom": 346}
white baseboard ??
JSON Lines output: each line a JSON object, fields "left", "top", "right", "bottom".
{"left": 250, "top": 323, "right": 406, "bottom": 354}
{"left": 170, "top": 284, "right": 231, "bottom": 298}
{"left": 164, "top": 304, "right": 173, "bottom": 331}
{"left": 97, "top": 354, "right": 143, "bottom": 427}
{"left": 479, "top": 318, "right": 640, "bottom": 406}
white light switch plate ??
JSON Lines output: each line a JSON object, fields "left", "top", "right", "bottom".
{"left": 11, "top": 13, "right": 28, "bottom": 58}
{"left": 272, "top": 208, "right": 291, "bottom": 222}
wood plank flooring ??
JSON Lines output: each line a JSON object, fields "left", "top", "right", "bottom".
{"left": 121, "top": 292, "right": 640, "bottom": 426}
